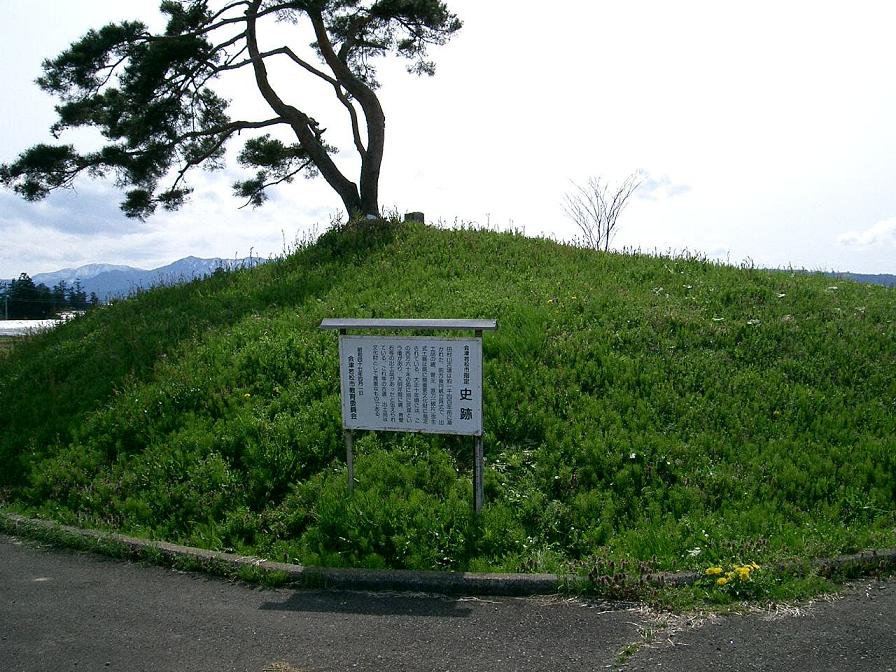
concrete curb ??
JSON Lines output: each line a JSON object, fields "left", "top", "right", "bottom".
{"left": 2, "top": 511, "right": 895, "bottom": 596}
{"left": 0, "top": 512, "right": 559, "bottom": 596}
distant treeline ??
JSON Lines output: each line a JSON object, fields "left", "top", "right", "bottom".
{"left": 1, "top": 273, "right": 99, "bottom": 319}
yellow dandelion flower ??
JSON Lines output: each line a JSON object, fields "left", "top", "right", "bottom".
{"left": 705, "top": 566, "right": 723, "bottom": 576}
{"left": 716, "top": 577, "right": 729, "bottom": 586}
{"left": 736, "top": 566, "right": 751, "bottom": 580}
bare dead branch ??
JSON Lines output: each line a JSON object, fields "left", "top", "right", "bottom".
{"left": 221, "top": 46, "right": 338, "bottom": 85}
{"left": 563, "top": 172, "right": 643, "bottom": 252}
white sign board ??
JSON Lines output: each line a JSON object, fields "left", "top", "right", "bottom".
{"left": 337, "top": 335, "right": 483, "bottom": 436}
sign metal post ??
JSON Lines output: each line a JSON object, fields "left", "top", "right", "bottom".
{"left": 473, "top": 327, "right": 484, "bottom": 514}
{"left": 321, "top": 318, "right": 497, "bottom": 514}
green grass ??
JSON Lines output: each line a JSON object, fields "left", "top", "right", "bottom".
{"left": 1, "top": 219, "right": 894, "bottom": 597}
{"left": 0, "top": 336, "right": 18, "bottom": 357}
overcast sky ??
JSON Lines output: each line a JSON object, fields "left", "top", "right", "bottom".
{"left": 1, "top": 0, "right": 895, "bottom": 278}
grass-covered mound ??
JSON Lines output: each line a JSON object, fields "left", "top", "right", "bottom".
{"left": 1, "top": 221, "right": 894, "bottom": 576}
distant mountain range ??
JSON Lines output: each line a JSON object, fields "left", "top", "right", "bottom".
{"left": 825, "top": 272, "right": 896, "bottom": 288}
{"left": 22, "top": 256, "right": 266, "bottom": 302}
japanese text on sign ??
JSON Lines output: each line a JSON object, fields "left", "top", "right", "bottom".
{"left": 337, "top": 335, "right": 483, "bottom": 436}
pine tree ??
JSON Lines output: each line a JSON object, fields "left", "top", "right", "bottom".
{"left": 1, "top": 1, "right": 461, "bottom": 220}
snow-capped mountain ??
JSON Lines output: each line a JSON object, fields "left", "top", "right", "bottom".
{"left": 25, "top": 256, "right": 266, "bottom": 302}
{"left": 32, "top": 264, "right": 142, "bottom": 287}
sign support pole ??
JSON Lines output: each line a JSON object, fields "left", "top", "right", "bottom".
{"left": 344, "top": 428, "right": 354, "bottom": 495}
{"left": 473, "top": 435, "right": 484, "bottom": 515}
{"left": 473, "top": 327, "right": 485, "bottom": 515}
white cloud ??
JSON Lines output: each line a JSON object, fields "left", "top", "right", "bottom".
{"left": 637, "top": 174, "right": 691, "bottom": 201}
{"left": 838, "top": 218, "right": 896, "bottom": 248}
{"left": 0, "top": 182, "right": 148, "bottom": 237}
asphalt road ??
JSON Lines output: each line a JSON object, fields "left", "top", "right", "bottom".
{"left": 2, "top": 534, "right": 894, "bottom": 672}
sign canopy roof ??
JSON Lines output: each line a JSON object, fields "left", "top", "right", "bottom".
{"left": 320, "top": 318, "right": 497, "bottom": 331}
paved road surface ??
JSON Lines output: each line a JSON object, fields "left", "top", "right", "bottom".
{"left": 2, "top": 534, "right": 894, "bottom": 671}
{"left": 624, "top": 580, "right": 896, "bottom": 672}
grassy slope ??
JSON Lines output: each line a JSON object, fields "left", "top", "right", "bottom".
{"left": 1, "top": 221, "right": 894, "bottom": 575}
